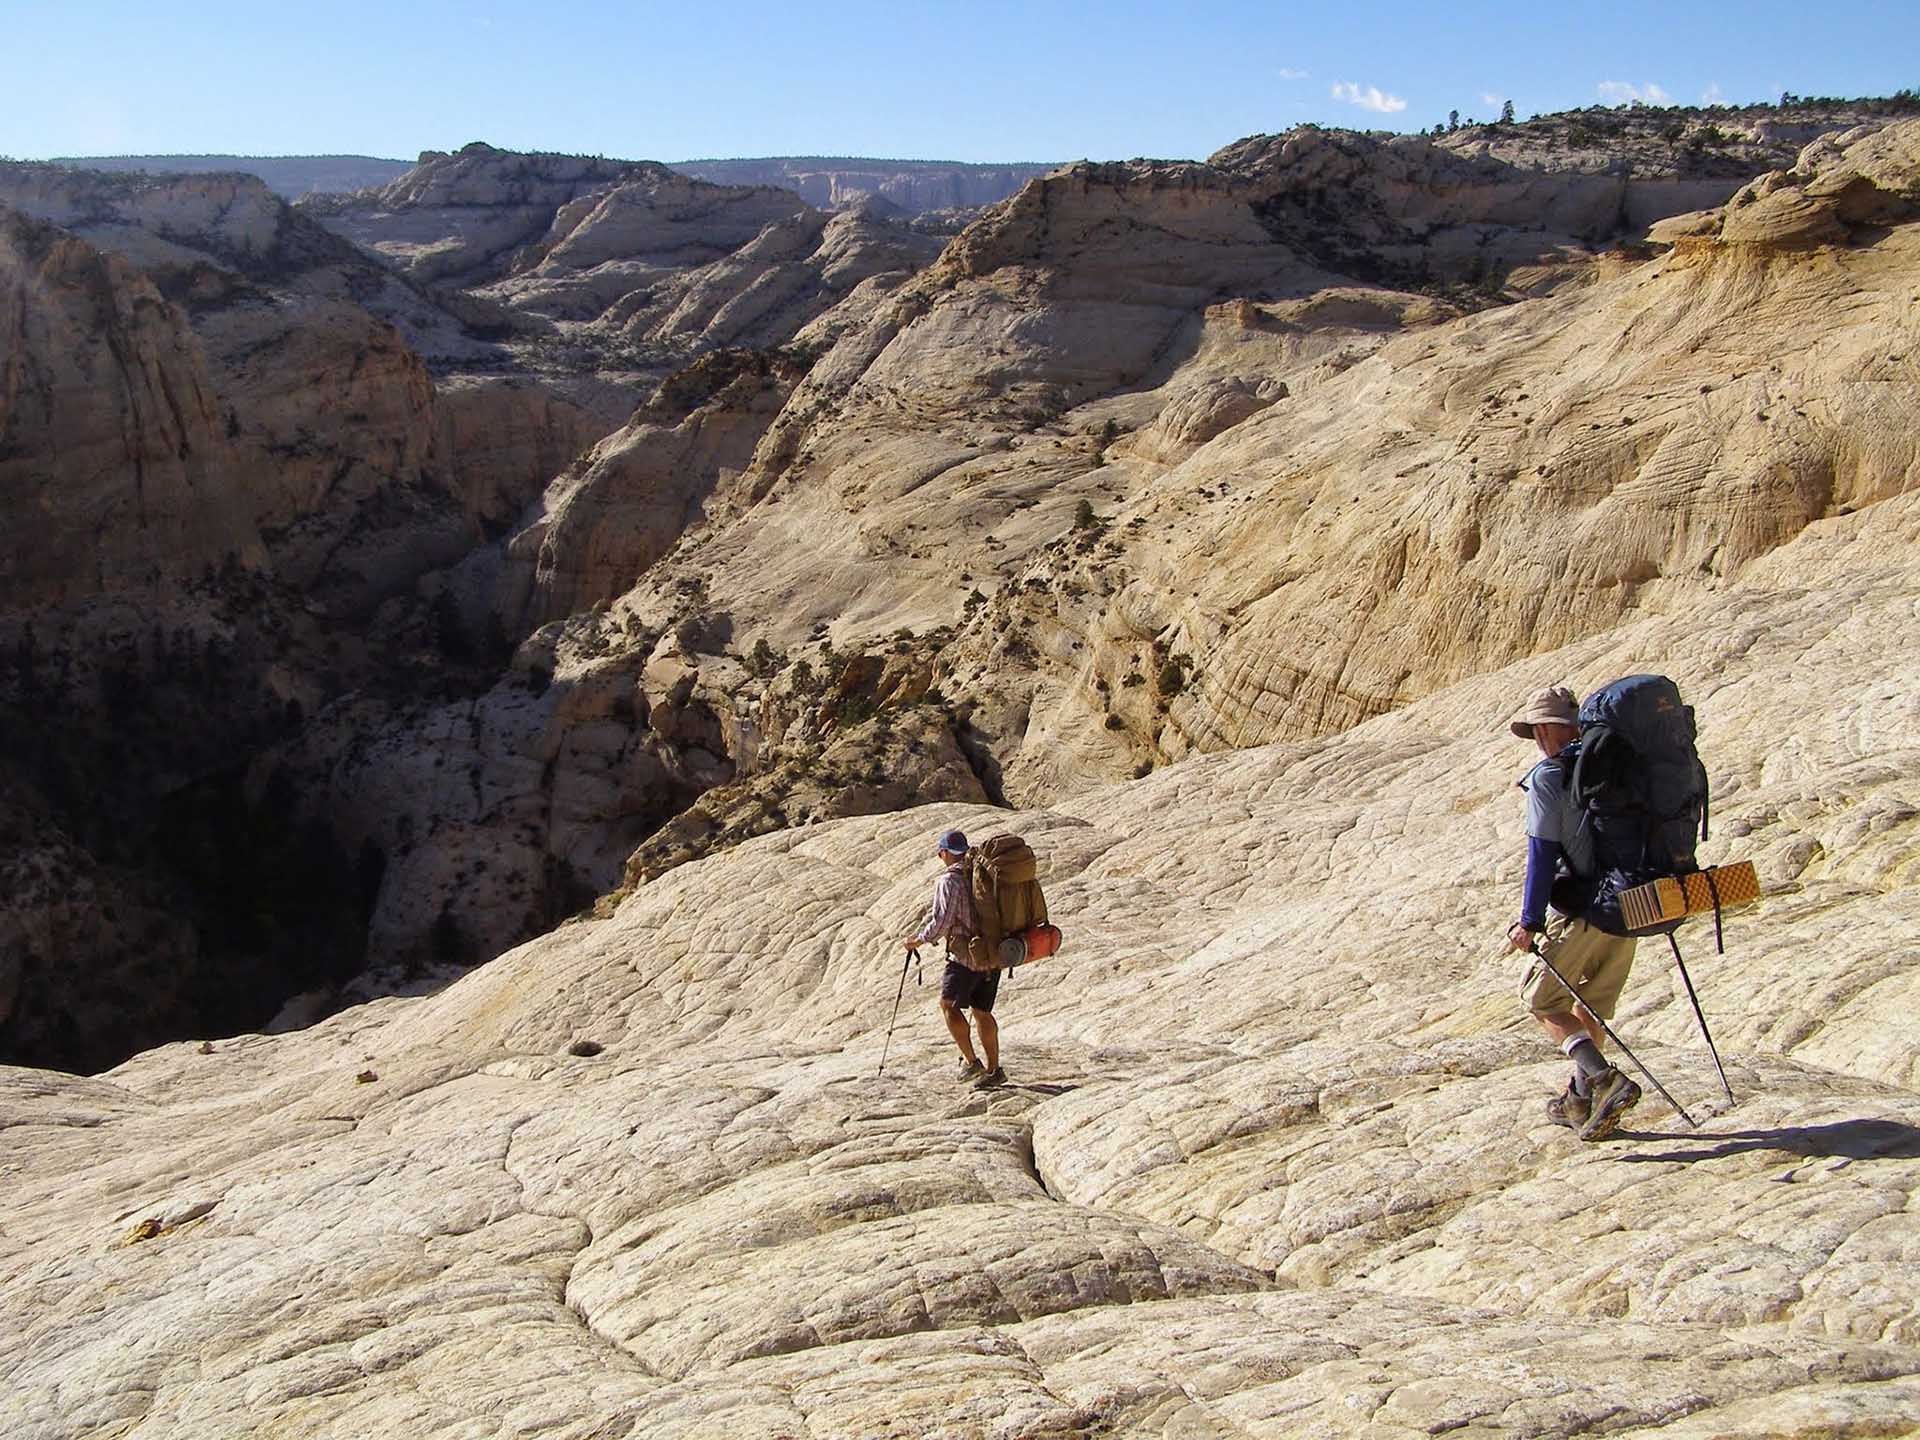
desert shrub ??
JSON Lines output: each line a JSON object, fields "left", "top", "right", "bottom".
{"left": 833, "top": 694, "right": 876, "bottom": 727}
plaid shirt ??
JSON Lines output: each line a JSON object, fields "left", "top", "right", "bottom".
{"left": 913, "top": 865, "right": 977, "bottom": 949}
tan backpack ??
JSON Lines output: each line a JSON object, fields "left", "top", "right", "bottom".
{"left": 963, "top": 835, "right": 1062, "bottom": 971}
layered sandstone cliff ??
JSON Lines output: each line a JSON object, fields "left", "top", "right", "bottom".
{"left": 233, "top": 117, "right": 1920, "bottom": 980}
{"left": 0, "top": 164, "right": 542, "bottom": 614}
{"left": 0, "top": 208, "right": 260, "bottom": 605}
{"left": 0, "top": 168, "right": 616, "bottom": 1065}
{"left": 300, "top": 142, "right": 669, "bottom": 287}
{"left": 600, "top": 199, "right": 944, "bottom": 354}
{"left": 573, "top": 119, "right": 1920, "bottom": 820}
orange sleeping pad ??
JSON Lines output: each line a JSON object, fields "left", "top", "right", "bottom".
{"left": 1617, "top": 861, "right": 1760, "bottom": 934}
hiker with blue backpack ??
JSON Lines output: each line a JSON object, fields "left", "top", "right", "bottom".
{"left": 1505, "top": 676, "right": 1724, "bottom": 1139}
{"left": 1506, "top": 686, "right": 1644, "bottom": 1139}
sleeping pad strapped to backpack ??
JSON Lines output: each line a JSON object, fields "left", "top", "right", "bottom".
{"left": 1566, "top": 674, "right": 1711, "bottom": 936}
{"left": 963, "top": 835, "right": 1063, "bottom": 971}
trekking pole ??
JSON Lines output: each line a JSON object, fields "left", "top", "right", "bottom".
{"left": 878, "top": 947, "right": 919, "bottom": 1077}
{"left": 1530, "top": 941, "right": 1699, "bottom": 1129}
{"left": 1667, "top": 934, "right": 1735, "bottom": 1104}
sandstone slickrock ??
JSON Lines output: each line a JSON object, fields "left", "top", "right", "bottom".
{"left": 503, "top": 348, "right": 816, "bottom": 630}
{"left": 602, "top": 201, "right": 944, "bottom": 356}
{"left": 300, "top": 142, "right": 672, "bottom": 287}
{"left": 306, "top": 143, "right": 952, "bottom": 388}
{"left": 309, "top": 143, "right": 817, "bottom": 326}
{"left": 3, "top": 476, "right": 1918, "bottom": 1434}
{"left": 1432, "top": 98, "right": 1920, "bottom": 185}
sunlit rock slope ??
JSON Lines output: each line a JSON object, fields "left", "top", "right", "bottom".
{"left": 584, "top": 118, "right": 1920, "bottom": 823}
{"left": 3, "top": 469, "right": 1917, "bottom": 1435}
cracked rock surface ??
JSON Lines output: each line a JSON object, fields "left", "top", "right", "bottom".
{"left": 5, "top": 469, "right": 1919, "bottom": 1435}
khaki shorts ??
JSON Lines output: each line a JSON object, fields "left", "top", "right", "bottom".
{"left": 1519, "top": 913, "right": 1637, "bottom": 1020}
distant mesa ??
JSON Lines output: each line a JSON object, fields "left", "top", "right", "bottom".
{"left": 47, "top": 152, "right": 416, "bottom": 198}
{"left": 51, "top": 147, "right": 1060, "bottom": 215}
{"left": 670, "top": 156, "right": 1059, "bottom": 214}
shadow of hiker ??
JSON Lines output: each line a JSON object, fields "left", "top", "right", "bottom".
{"left": 1615, "top": 1117, "right": 1920, "bottom": 1164}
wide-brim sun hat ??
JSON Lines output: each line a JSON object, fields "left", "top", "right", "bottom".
{"left": 1508, "top": 685, "right": 1579, "bottom": 738}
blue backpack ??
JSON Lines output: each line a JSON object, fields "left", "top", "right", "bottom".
{"left": 1565, "top": 674, "right": 1710, "bottom": 936}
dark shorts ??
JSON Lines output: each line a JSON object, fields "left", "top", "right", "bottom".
{"left": 940, "top": 960, "right": 1000, "bottom": 1014}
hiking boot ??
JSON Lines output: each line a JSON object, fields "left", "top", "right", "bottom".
{"left": 1546, "top": 1081, "right": 1591, "bottom": 1130}
{"left": 972, "top": 1066, "right": 1007, "bottom": 1090}
{"left": 956, "top": 1058, "right": 985, "bottom": 1084}
{"left": 1578, "top": 1068, "right": 1642, "bottom": 1141}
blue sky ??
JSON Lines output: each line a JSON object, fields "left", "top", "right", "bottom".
{"left": 3, "top": 0, "right": 1913, "bottom": 163}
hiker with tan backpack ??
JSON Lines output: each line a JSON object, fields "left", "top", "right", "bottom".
{"left": 900, "top": 828, "right": 1062, "bottom": 1090}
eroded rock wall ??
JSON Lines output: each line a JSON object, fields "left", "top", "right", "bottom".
{"left": 0, "top": 208, "right": 260, "bottom": 605}
{"left": 0, "top": 172, "right": 622, "bottom": 1066}
{"left": 595, "top": 119, "right": 1920, "bottom": 814}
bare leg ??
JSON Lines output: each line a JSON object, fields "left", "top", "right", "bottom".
{"left": 1535, "top": 1007, "right": 1605, "bottom": 1052}
{"left": 1576, "top": 1003, "right": 1605, "bottom": 1049}
{"left": 941, "top": 1000, "right": 977, "bottom": 1062}
{"left": 974, "top": 1009, "right": 999, "bottom": 1071}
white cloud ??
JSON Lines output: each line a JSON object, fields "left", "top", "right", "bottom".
{"left": 1330, "top": 81, "right": 1408, "bottom": 115}
{"left": 1278, "top": 66, "right": 1310, "bottom": 81}
{"left": 1597, "top": 80, "right": 1672, "bottom": 105}
{"left": 1479, "top": 91, "right": 1504, "bottom": 108}
{"left": 1702, "top": 81, "right": 1725, "bottom": 104}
